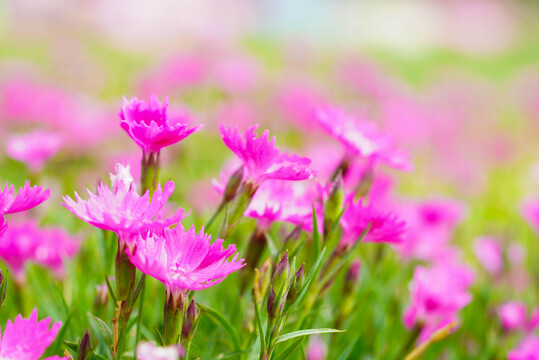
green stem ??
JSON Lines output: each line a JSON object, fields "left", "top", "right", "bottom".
{"left": 205, "top": 201, "right": 225, "bottom": 230}
{"left": 163, "top": 292, "right": 186, "bottom": 345}
{"left": 141, "top": 150, "right": 160, "bottom": 197}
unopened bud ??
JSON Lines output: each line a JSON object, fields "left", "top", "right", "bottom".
{"left": 284, "top": 224, "right": 303, "bottom": 245}
{"left": 287, "top": 263, "right": 305, "bottom": 303}
{"left": 182, "top": 299, "right": 198, "bottom": 339}
{"left": 253, "top": 258, "right": 272, "bottom": 303}
{"left": 223, "top": 166, "right": 244, "bottom": 203}
{"left": 267, "top": 286, "right": 276, "bottom": 318}
{"left": 77, "top": 330, "right": 92, "bottom": 360}
{"left": 272, "top": 251, "right": 290, "bottom": 293}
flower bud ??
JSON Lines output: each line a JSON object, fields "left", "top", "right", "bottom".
{"left": 284, "top": 223, "right": 303, "bottom": 245}
{"left": 267, "top": 286, "right": 276, "bottom": 318}
{"left": 182, "top": 299, "right": 198, "bottom": 339}
{"left": 253, "top": 258, "right": 272, "bottom": 303}
{"left": 272, "top": 251, "right": 290, "bottom": 294}
{"left": 287, "top": 263, "right": 305, "bottom": 303}
{"left": 223, "top": 166, "right": 244, "bottom": 203}
{"left": 77, "top": 330, "right": 92, "bottom": 360}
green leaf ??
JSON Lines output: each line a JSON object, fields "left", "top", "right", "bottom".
{"left": 153, "top": 326, "right": 165, "bottom": 347}
{"left": 199, "top": 303, "right": 242, "bottom": 352}
{"left": 275, "top": 328, "right": 345, "bottom": 344}
{"left": 312, "top": 204, "right": 320, "bottom": 258}
{"left": 64, "top": 340, "right": 79, "bottom": 351}
{"left": 273, "top": 337, "right": 304, "bottom": 360}
{"left": 319, "top": 223, "right": 371, "bottom": 286}
{"left": 286, "top": 247, "right": 327, "bottom": 312}
{"left": 265, "top": 232, "right": 278, "bottom": 258}
{"left": 252, "top": 290, "right": 266, "bottom": 353}
{"left": 104, "top": 275, "right": 117, "bottom": 304}
{"left": 132, "top": 274, "right": 146, "bottom": 304}
{"left": 92, "top": 316, "right": 113, "bottom": 346}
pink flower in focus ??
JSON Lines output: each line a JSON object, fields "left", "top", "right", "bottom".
{"left": 0, "top": 220, "right": 79, "bottom": 280}
{"left": 473, "top": 237, "right": 503, "bottom": 275}
{"left": 6, "top": 130, "right": 63, "bottom": 172}
{"left": 403, "top": 260, "right": 474, "bottom": 342}
{"left": 137, "top": 341, "right": 183, "bottom": 360}
{"left": 119, "top": 95, "right": 202, "bottom": 153}
{"left": 316, "top": 106, "right": 411, "bottom": 171}
{"left": 508, "top": 335, "right": 539, "bottom": 360}
{"left": 63, "top": 166, "right": 188, "bottom": 250}
{"left": 0, "top": 308, "right": 66, "bottom": 360}
{"left": 129, "top": 225, "right": 245, "bottom": 299}
{"left": 340, "top": 195, "right": 406, "bottom": 247}
{"left": 219, "top": 124, "right": 315, "bottom": 186}
{"left": 0, "top": 182, "right": 50, "bottom": 215}
{"left": 498, "top": 302, "right": 528, "bottom": 332}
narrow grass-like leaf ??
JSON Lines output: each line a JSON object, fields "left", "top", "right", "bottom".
{"left": 252, "top": 290, "right": 266, "bottom": 352}
{"left": 319, "top": 223, "right": 371, "bottom": 286}
{"left": 64, "top": 340, "right": 79, "bottom": 352}
{"left": 199, "top": 303, "right": 242, "bottom": 351}
{"left": 312, "top": 204, "right": 320, "bottom": 258}
{"left": 104, "top": 276, "right": 117, "bottom": 304}
{"left": 286, "top": 247, "right": 327, "bottom": 312}
{"left": 273, "top": 338, "right": 304, "bottom": 360}
{"left": 132, "top": 274, "right": 146, "bottom": 303}
{"left": 92, "top": 316, "right": 113, "bottom": 346}
{"left": 266, "top": 232, "right": 278, "bottom": 258}
{"left": 275, "top": 328, "right": 345, "bottom": 344}
{"left": 44, "top": 309, "right": 74, "bottom": 356}
{"left": 153, "top": 326, "right": 165, "bottom": 346}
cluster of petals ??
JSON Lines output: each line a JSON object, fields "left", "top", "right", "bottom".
{"left": 6, "top": 130, "right": 63, "bottom": 172}
{"left": 0, "top": 220, "right": 79, "bottom": 280}
{"left": 245, "top": 180, "right": 319, "bottom": 231}
{"left": 119, "top": 95, "right": 202, "bottom": 153}
{"left": 0, "top": 182, "right": 50, "bottom": 236}
{"left": 395, "top": 198, "right": 466, "bottom": 261}
{"left": 0, "top": 308, "right": 66, "bottom": 360}
{"left": 508, "top": 335, "right": 539, "bottom": 360}
{"left": 498, "top": 302, "right": 539, "bottom": 333}
{"left": 340, "top": 194, "right": 406, "bottom": 247}
{"left": 403, "top": 260, "right": 474, "bottom": 341}
{"left": 315, "top": 106, "right": 412, "bottom": 171}
{"left": 63, "top": 176, "right": 187, "bottom": 248}
{"left": 128, "top": 225, "right": 245, "bottom": 297}
{"left": 218, "top": 124, "right": 316, "bottom": 186}
{"left": 0, "top": 182, "right": 50, "bottom": 216}
{"left": 137, "top": 341, "right": 183, "bottom": 360}
{"left": 473, "top": 237, "right": 503, "bottom": 276}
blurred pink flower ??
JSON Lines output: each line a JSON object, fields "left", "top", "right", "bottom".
{"left": 403, "top": 260, "right": 474, "bottom": 342}
{"left": 508, "top": 335, "right": 539, "bottom": 360}
{"left": 0, "top": 182, "right": 50, "bottom": 216}
{"left": 0, "top": 220, "right": 79, "bottom": 280}
{"left": 0, "top": 308, "right": 65, "bottom": 360}
{"left": 219, "top": 124, "right": 315, "bottom": 186}
{"left": 245, "top": 180, "right": 318, "bottom": 231}
{"left": 340, "top": 195, "right": 406, "bottom": 247}
{"left": 212, "top": 56, "right": 258, "bottom": 93}
{"left": 137, "top": 341, "right": 183, "bottom": 360}
{"left": 129, "top": 225, "right": 245, "bottom": 298}
{"left": 316, "top": 106, "right": 411, "bottom": 172}
{"left": 109, "top": 163, "right": 136, "bottom": 193}
{"left": 276, "top": 83, "right": 327, "bottom": 131}
{"left": 306, "top": 336, "right": 327, "bottom": 360}
{"left": 473, "top": 237, "right": 503, "bottom": 275}
{"left": 6, "top": 130, "right": 63, "bottom": 172}
{"left": 522, "top": 200, "right": 539, "bottom": 233}
{"left": 498, "top": 302, "right": 528, "bottom": 332}
{"left": 119, "top": 95, "right": 202, "bottom": 153}
{"left": 63, "top": 167, "right": 187, "bottom": 250}
{"left": 396, "top": 198, "right": 465, "bottom": 261}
